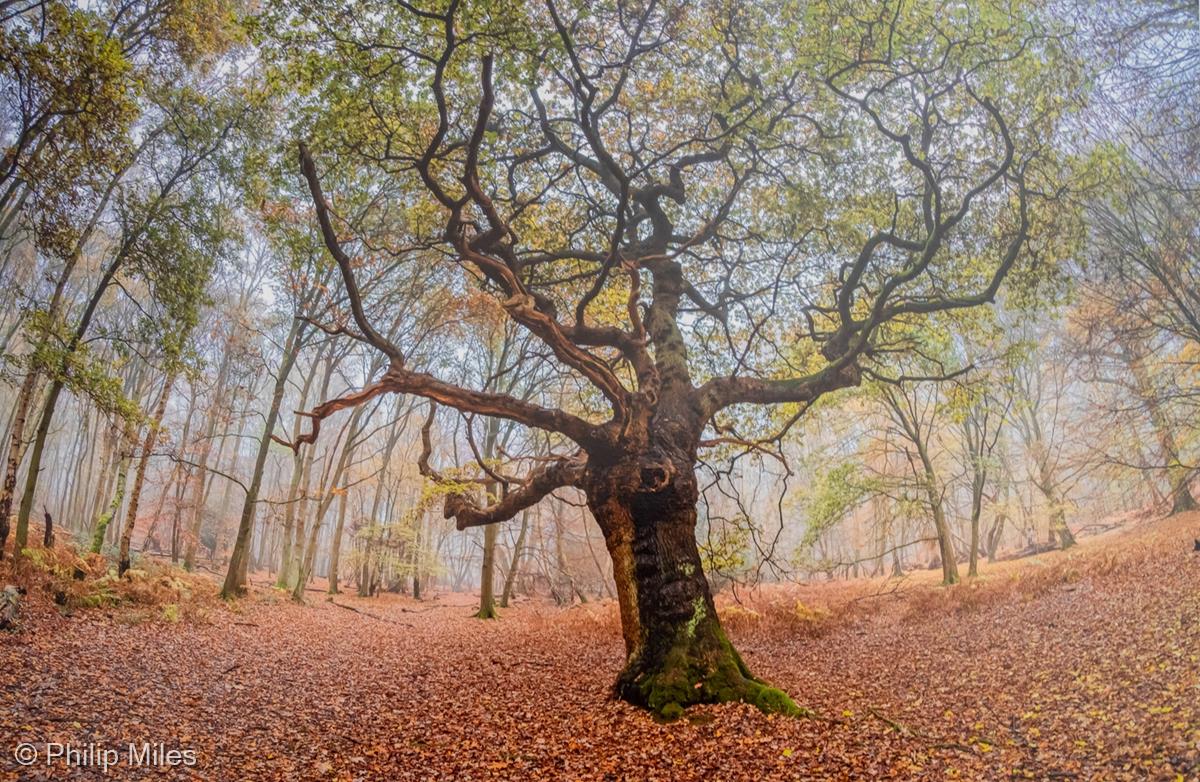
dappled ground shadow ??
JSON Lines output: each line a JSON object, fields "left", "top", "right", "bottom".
{"left": 2, "top": 513, "right": 1198, "bottom": 781}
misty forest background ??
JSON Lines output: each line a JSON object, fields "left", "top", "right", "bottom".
{"left": 0, "top": 0, "right": 1196, "bottom": 615}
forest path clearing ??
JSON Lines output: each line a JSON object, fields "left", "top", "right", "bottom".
{"left": 2, "top": 513, "right": 1198, "bottom": 781}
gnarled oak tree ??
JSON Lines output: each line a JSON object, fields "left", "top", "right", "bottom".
{"left": 279, "top": 0, "right": 1074, "bottom": 717}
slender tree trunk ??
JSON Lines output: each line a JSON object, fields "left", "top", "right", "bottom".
{"left": 156, "top": 381, "right": 198, "bottom": 559}
{"left": 276, "top": 344, "right": 326, "bottom": 587}
{"left": 913, "top": 440, "right": 959, "bottom": 585}
{"left": 551, "top": 503, "right": 575, "bottom": 605}
{"left": 477, "top": 518, "right": 499, "bottom": 618}
{"left": 986, "top": 511, "right": 1006, "bottom": 561}
{"left": 1122, "top": 339, "right": 1199, "bottom": 514}
{"left": 72, "top": 408, "right": 98, "bottom": 531}
{"left": 327, "top": 490, "right": 349, "bottom": 594}
{"left": 118, "top": 373, "right": 175, "bottom": 575}
{"left": 290, "top": 399, "right": 365, "bottom": 602}
{"left": 0, "top": 147, "right": 135, "bottom": 556}
{"left": 968, "top": 473, "right": 985, "bottom": 578}
{"left": 285, "top": 346, "right": 338, "bottom": 589}
{"left": 92, "top": 427, "right": 134, "bottom": 554}
{"left": 356, "top": 415, "right": 402, "bottom": 596}
{"left": 276, "top": 451, "right": 303, "bottom": 588}
{"left": 205, "top": 399, "right": 246, "bottom": 564}
{"left": 89, "top": 424, "right": 117, "bottom": 536}
{"left": 222, "top": 318, "right": 306, "bottom": 599}
{"left": 411, "top": 515, "right": 423, "bottom": 600}
{"left": 15, "top": 249, "right": 128, "bottom": 551}
{"left": 285, "top": 427, "right": 322, "bottom": 590}
{"left": 499, "top": 509, "right": 528, "bottom": 608}
{"left": 182, "top": 458, "right": 211, "bottom": 569}
{"left": 1036, "top": 457, "right": 1076, "bottom": 550}
{"left": 171, "top": 482, "right": 185, "bottom": 560}
{"left": 0, "top": 370, "right": 35, "bottom": 559}
{"left": 985, "top": 477, "right": 1006, "bottom": 562}
{"left": 142, "top": 461, "right": 179, "bottom": 556}
{"left": 63, "top": 405, "right": 91, "bottom": 529}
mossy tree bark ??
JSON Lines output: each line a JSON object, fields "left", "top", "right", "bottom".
{"left": 586, "top": 448, "right": 805, "bottom": 720}
{"left": 92, "top": 431, "right": 133, "bottom": 554}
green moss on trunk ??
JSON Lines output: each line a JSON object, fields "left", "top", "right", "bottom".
{"left": 589, "top": 449, "right": 808, "bottom": 721}
{"left": 618, "top": 610, "right": 808, "bottom": 720}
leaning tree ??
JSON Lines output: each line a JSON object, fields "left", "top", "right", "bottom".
{"left": 272, "top": 0, "right": 1077, "bottom": 717}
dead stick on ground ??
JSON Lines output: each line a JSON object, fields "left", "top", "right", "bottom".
{"left": 867, "top": 708, "right": 975, "bottom": 754}
{"left": 330, "top": 600, "right": 414, "bottom": 627}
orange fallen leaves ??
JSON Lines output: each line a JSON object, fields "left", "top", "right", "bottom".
{"left": 0, "top": 513, "right": 1197, "bottom": 780}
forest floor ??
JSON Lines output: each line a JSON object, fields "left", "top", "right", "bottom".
{"left": 2, "top": 511, "right": 1198, "bottom": 781}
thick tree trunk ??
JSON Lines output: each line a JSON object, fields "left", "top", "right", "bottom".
{"left": 1026, "top": 428, "right": 1075, "bottom": 550}
{"left": 930, "top": 501, "right": 960, "bottom": 585}
{"left": 1048, "top": 502, "right": 1076, "bottom": 549}
{"left": 586, "top": 459, "right": 802, "bottom": 720}
{"left": 1169, "top": 470, "right": 1198, "bottom": 514}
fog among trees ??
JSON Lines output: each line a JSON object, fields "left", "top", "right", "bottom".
{"left": 1, "top": 1, "right": 1197, "bottom": 778}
